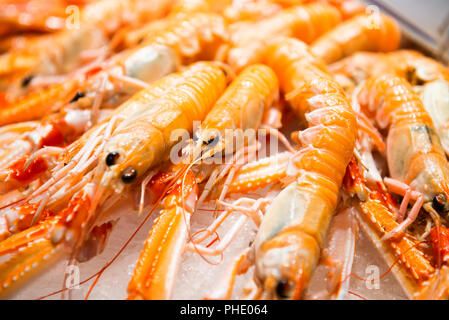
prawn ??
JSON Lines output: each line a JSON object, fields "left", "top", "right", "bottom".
{"left": 0, "top": 9, "right": 230, "bottom": 173}
{"left": 227, "top": 2, "right": 342, "bottom": 71}
{"left": 0, "top": 61, "right": 227, "bottom": 297}
{"left": 328, "top": 51, "right": 448, "bottom": 297}
{"left": 0, "top": 0, "right": 172, "bottom": 98}
{"left": 250, "top": 37, "right": 356, "bottom": 299}
{"left": 310, "top": 12, "right": 401, "bottom": 64}
{"left": 127, "top": 63, "right": 280, "bottom": 299}
{"left": 206, "top": 38, "right": 357, "bottom": 299}
{"left": 0, "top": 6, "right": 230, "bottom": 126}
{"left": 331, "top": 50, "right": 449, "bottom": 156}
{"left": 356, "top": 74, "right": 449, "bottom": 238}
{"left": 116, "top": 11, "right": 228, "bottom": 65}
{"left": 0, "top": 42, "right": 179, "bottom": 185}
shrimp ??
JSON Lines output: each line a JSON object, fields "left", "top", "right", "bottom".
{"left": 0, "top": 68, "right": 182, "bottom": 237}
{"left": 194, "top": 151, "right": 360, "bottom": 300}
{"left": 251, "top": 37, "right": 356, "bottom": 299}
{"left": 127, "top": 64, "right": 279, "bottom": 300}
{"left": 186, "top": 64, "right": 279, "bottom": 159}
{"left": 204, "top": 146, "right": 433, "bottom": 299}
{"left": 0, "top": 42, "right": 178, "bottom": 184}
{"left": 331, "top": 50, "right": 449, "bottom": 156}
{"left": 386, "top": 51, "right": 449, "bottom": 158}
{"left": 227, "top": 2, "right": 341, "bottom": 71}
{"left": 0, "top": 8, "right": 230, "bottom": 173}
{"left": 0, "top": 79, "right": 81, "bottom": 126}
{"left": 356, "top": 74, "right": 449, "bottom": 239}
{"left": 0, "top": 62, "right": 228, "bottom": 297}
{"left": 0, "top": 0, "right": 172, "bottom": 98}
{"left": 348, "top": 76, "right": 449, "bottom": 293}
{"left": 0, "top": 11, "right": 225, "bottom": 126}
{"left": 0, "top": 7, "right": 230, "bottom": 126}
{"left": 117, "top": 11, "right": 228, "bottom": 65}
{"left": 205, "top": 38, "right": 356, "bottom": 300}
{"left": 310, "top": 12, "right": 401, "bottom": 64}
{"left": 0, "top": 26, "right": 107, "bottom": 95}
{"left": 328, "top": 51, "right": 390, "bottom": 94}
{"left": 329, "top": 52, "right": 447, "bottom": 297}
{"left": 385, "top": 50, "right": 449, "bottom": 85}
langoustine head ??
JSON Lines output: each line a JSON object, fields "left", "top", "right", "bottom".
{"left": 250, "top": 181, "right": 326, "bottom": 300}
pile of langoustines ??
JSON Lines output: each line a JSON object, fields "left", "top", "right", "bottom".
{"left": 0, "top": 0, "right": 448, "bottom": 300}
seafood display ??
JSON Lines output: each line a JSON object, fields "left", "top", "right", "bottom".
{"left": 1, "top": 0, "right": 449, "bottom": 300}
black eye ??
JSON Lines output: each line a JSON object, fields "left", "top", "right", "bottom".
{"left": 21, "top": 75, "right": 33, "bottom": 87}
{"left": 432, "top": 193, "right": 447, "bottom": 212}
{"left": 137, "top": 37, "right": 145, "bottom": 44}
{"left": 203, "top": 135, "right": 219, "bottom": 147}
{"left": 405, "top": 67, "right": 425, "bottom": 86}
{"left": 275, "top": 279, "right": 291, "bottom": 299}
{"left": 105, "top": 152, "right": 119, "bottom": 166}
{"left": 121, "top": 166, "right": 137, "bottom": 183}
{"left": 220, "top": 66, "right": 228, "bottom": 78}
{"left": 70, "top": 91, "right": 85, "bottom": 103}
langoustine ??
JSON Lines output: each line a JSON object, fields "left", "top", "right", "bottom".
{"left": 227, "top": 2, "right": 342, "bottom": 72}
{"left": 2, "top": 0, "right": 449, "bottom": 301}
{"left": 202, "top": 37, "right": 357, "bottom": 300}
{"left": 0, "top": 62, "right": 227, "bottom": 297}
{"left": 331, "top": 50, "right": 449, "bottom": 157}
{"left": 0, "top": 0, "right": 172, "bottom": 100}
{"left": 353, "top": 74, "right": 449, "bottom": 297}
{"left": 309, "top": 11, "right": 401, "bottom": 64}
{"left": 127, "top": 63, "right": 280, "bottom": 300}
{"left": 0, "top": 9, "right": 230, "bottom": 194}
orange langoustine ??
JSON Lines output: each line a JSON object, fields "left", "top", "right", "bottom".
{"left": 1, "top": 0, "right": 449, "bottom": 301}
